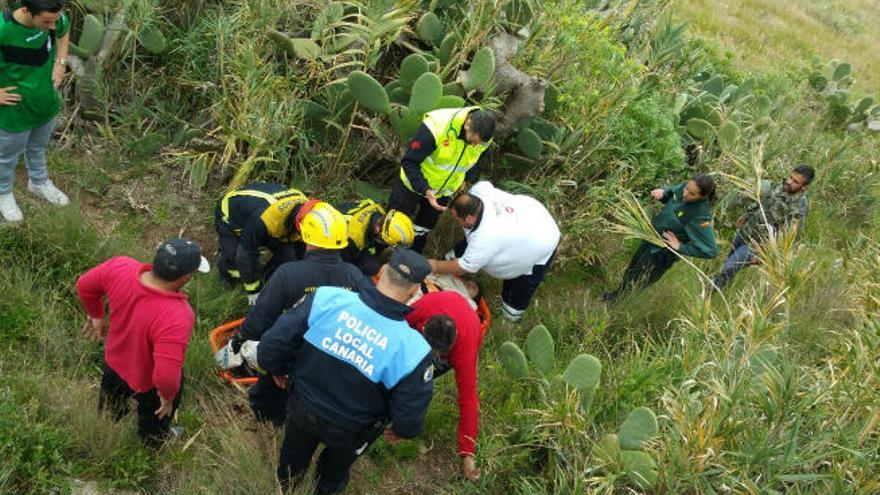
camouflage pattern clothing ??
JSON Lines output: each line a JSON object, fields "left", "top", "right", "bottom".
{"left": 739, "top": 179, "right": 809, "bottom": 244}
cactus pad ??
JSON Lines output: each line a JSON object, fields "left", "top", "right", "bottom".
{"left": 498, "top": 341, "right": 529, "bottom": 379}
{"left": 543, "top": 82, "right": 560, "bottom": 115}
{"left": 436, "top": 95, "right": 465, "bottom": 109}
{"left": 562, "top": 354, "right": 601, "bottom": 391}
{"left": 685, "top": 118, "right": 715, "bottom": 140}
{"left": 461, "top": 47, "right": 495, "bottom": 92}
{"left": 619, "top": 407, "right": 659, "bottom": 450}
{"left": 505, "top": 0, "right": 533, "bottom": 27}
{"left": 409, "top": 72, "right": 443, "bottom": 114}
{"left": 76, "top": 14, "right": 105, "bottom": 58}
{"left": 718, "top": 121, "right": 739, "bottom": 150}
{"left": 731, "top": 78, "right": 755, "bottom": 103}
{"left": 391, "top": 106, "right": 423, "bottom": 141}
{"left": 526, "top": 324, "right": 555, "bottom": 373}
{"left": 416, "top": 12, "right": 444, "bottom": 46}
{"left": 516, "top": 128, "right": 543, "bottom": 159}
{"left": 832, "top": 62, "right": 851, "bottom": 81}
{"left": 530, "top": 119, "right": 559, "bottom": 141}
{"left": 701, "top": 75, "right": 723, "bottom": 96}
{"left": 399, "top": 54, "right": 430, "bottom": 90}
{"left": 138, "top": 25, "right": 167, "bottom": 54}
{"left": 443, "top": 82, "right": 465, "bottom": 97}
{"left": 620, "top": 450, "right": 659, "bottom": 489}
{"left": 592, "top": 433, "right": 621, "bottom": 466}
{"left": 437, "top": 32, "right": 459, "bottom": 66}
{"left": 347, "top": 71, "right": 392, "bottom": 114}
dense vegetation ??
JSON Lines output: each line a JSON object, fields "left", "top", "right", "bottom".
{"left": 1, "top": 0, "right": 877, "bottom": 493}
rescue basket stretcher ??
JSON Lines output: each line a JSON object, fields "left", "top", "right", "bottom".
{"left": 209, "top": 278, "right": 492, "bottom": 387}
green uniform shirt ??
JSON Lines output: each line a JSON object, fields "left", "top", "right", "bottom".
{"left": 740, "top": 180, "right": 809, "bottom": 243}
{"left": 0, "top": 9, "right": 69, "bottom": 132}
{"left": 651, "top": 182, "right": 718, "bottom": 259}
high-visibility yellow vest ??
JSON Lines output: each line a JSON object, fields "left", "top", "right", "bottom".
{"left": 343, "top": 199, "right": 385, "bottom": 251}
{"left": 220, "top": 187, "right": 307, "bottom": 242}
{"left": 400, "top": 106, "right": 489, "bottom": 197}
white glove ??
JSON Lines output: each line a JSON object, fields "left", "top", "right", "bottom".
{"left": 241, "top": 340, "right": 262, "bottom": 371}
{"left": 247, "top": 292, "right": 260, "bottom": 306}
{"left": 214, "top": 340, "right": 244, "bottom": 369}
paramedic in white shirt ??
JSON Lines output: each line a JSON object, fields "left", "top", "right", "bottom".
{"left": 427, "top": 181, "right": 560, "bottom": 321}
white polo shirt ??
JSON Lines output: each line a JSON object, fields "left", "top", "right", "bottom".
{"left": 458, "top": 181, "right": 560, "bottom": 279}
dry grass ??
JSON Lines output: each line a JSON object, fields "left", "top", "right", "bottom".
{"left": 673, "top": 0, "right": 880, "bottom": 92}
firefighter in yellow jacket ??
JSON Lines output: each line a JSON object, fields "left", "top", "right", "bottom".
{"left": 214, "top": 182, "right": 320, "bottom": 304}
{"left": 336, "top": 198, "right": 415, "bottom": 277}
{"left": 388, "top": 107, "right": 495, "bottom": 253}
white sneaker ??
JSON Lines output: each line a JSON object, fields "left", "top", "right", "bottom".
{"left": 0, "top": 192, "right": 23, "bottom": 222}
{"left": 28, "top": 179, "right": 69, "bottom": 206}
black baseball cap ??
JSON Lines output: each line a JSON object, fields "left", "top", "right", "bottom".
{"left": 388, "top": 248, "right": 431, "bottom": 284}
{"left": 153, "top": 237, "right": 210, "bottom": 281}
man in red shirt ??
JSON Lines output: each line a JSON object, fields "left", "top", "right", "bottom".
{"left": 405, "top": 290, "right": 484, "bottom": 481}
{"left": 76, "top": 238, "right": 209, "bottom": 444}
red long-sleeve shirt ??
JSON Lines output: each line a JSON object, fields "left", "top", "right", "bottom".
{"left": 406, "top": 291, "right": 483, "bottom": 456}
{"left": 76, "top": 257, "right": 195, "bottom": 400}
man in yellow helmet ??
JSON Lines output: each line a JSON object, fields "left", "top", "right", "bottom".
{"left": 388, "top": 107, "right": 495, "bottom": 253}
{"left": 214, "top": 182, "right": 312, "bottom": 304}
{"left": 227, "top": 202, "right": 370, "bottom": 424}
{"left": 337, "top": 198, "right": 415, "bottom": 277}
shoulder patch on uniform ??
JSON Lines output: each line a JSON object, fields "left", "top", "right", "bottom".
{"left": 410, "top": 140, "right": 421, "bottom": 150}
{"left": 423, "top": 364, "right": 435, "bottom": 383}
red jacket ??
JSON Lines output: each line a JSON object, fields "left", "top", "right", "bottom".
{"left": 406, "top": 291, "right": 483, "bottom": 456}
{"left": 76, "top": 257, "right": 195, "bottom": 400}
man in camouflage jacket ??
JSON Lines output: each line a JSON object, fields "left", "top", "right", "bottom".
{"left": 712, "top": 165, "right": 814, "bottom": 289}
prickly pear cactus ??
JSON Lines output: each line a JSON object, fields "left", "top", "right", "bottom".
{"left": 416, "top": 12, "right": 444, "bottom": 46}
{"left": 618, "top": 406, "right": 658, "bottom": 450}
{"left": 562, "top": 354, "right": 601, "bottom": 391}
{"left": 525, "top": 324, "right": 554, "bottom": 373}
{"left": 399, "top": 54, "right": 430, "bottom": 91}
{"left": 138, "top": 25, "right": 167, "bottom": 55}
{"left": 70, "top": 14, "right": 105, "bottom": 59}
{"left": 409, "top": 72, "right": 443, "bottom": 114}
{"left": 436, "top": 95, "right": 465, "bottom": 109}
{"left": 347, "top": 71, "right": 391, "bottom": 115}
{"left": 620, "top": 449, "right": 659, "bottom": 489}
{"left": 461, "top": 47, "right": 495, "bottom": 92}
{"left": 498, "top": 341, "right": 529, "bottom": 379}
{"left": 516, "top": 127, "right": 542, "bottom": 159}
{"left": 685, "top": 118, "right": 716, "bottom": 140}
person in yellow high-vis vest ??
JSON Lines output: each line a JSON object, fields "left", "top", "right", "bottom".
{"left": 213, "top": 182, "right": 315, "bottom": 304}
{"left": 388, "top": 107, "right": 495, "bottom": 253}
{"left": 336, "top": 198, "right": 415, "bottom": 277}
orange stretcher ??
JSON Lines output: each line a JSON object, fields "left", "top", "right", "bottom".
{"left": 209, "top": 278, "right": 491, "bottom": 387}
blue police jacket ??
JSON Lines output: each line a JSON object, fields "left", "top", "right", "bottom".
{"left": 258, "top": 285, "right": 435, "bottom": 437}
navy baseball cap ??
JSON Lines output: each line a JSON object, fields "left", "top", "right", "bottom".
{"left": 388, "top": 248, "right": 431, "bottom": 284}
{"left": 153, "top": 237, "right": 210, "bottom": 281}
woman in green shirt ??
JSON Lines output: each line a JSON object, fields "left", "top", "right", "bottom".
{"left": 0, "top": 0, "right": 70, "bottom": 222}
{"left": 604, "top": 173, "right": 719, "bottom": 302}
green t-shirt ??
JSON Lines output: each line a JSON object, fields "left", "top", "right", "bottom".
{"left": 0, "top": 9, "right": 69, "bottom": 132}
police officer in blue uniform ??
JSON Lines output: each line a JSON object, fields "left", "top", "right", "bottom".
{"left": 237, "top": 202, "right": 372, "bottom": 426}
{"left": 258, "top": 248, "right": 435, "bottom": 494}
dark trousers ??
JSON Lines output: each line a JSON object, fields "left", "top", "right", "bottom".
{"left": 453, "top": 239, "right": 555, "bottom": 311}
{"left": 248, "top": 373, "right": 289, "bottom": 426}
{"left": 214, "top": 218, "right": 301, "bottom": 285}
{"left": 98, "top": 364, "right": 182, "bottom": 444}
{"left": 278, "top": 394, "right": 367, "bottom": 495}
{"left": 614, "top": 241, "right": 679, "bottom": 296}
{"left": 387, "top": 177, "right": 450, "bottom": 253}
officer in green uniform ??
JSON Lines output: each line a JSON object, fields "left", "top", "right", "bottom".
{"left": 605, "top": 174, "right": 719, "bottom": 302}
{"left": 0, "top": 0, "right": 71, "bottom": 222}
{"left": 712, "top": 165, "right": 814, "bottom": 289}
{"left": 388, "top": 107, "right": 495, "bottom": 253}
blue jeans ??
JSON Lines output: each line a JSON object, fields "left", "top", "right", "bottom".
{"left": 0, "top": 118, "right": 57, "bottom": 194}
{"left": 713, "top": 233, "right": 754, "bottom": 289}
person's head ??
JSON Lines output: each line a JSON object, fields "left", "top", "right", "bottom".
{"left": 783, "top": 164, "right": 815, "bottom": 194}
{"left": 463, "top": 110, "right": 495, "bottom": 146}
{"left": 683, "top": 173, "right": 716, "bottom": 203}
{"left": 423, "top": 314, "right": 457, "bottom": 355}
{"left": 462, "top": 279, "right": 481, "bottom": 301}
{"left": 450, "top": 193, "right": 483, "bottom": 229}
{"left": 19, "top": 0, "right": 65, "bottom": 30}
{"left": 377, "top": 248, "right": 432, "bottom": 302}
{"left": 152, "top": 237, "right": 210, "bottom": 289}
{"left": 373, "top": 210, "right": 414, "bottom": 248}
{"left": 299, "top": 201, "right": 349, "bottom": 250}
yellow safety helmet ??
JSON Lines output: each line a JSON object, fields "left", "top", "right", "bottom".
{"left": 380, "top": 210, "right": 415, "bottom": 247}
{"left": 299, "top": 202, "right": 349, "bottom": 249}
